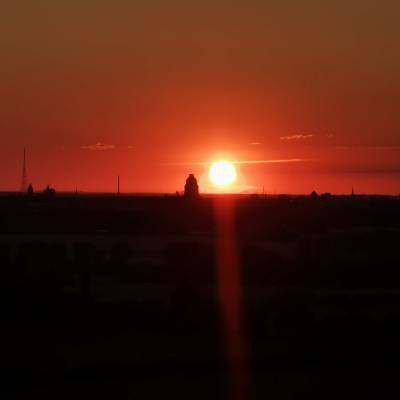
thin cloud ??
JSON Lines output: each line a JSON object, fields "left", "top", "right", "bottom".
{"left": 337, "top": 168, "right": 400, "bottom": 175}
{"left": 170, "top": 158, "right": 309, "bottom": 166}
{"left": 280, "top": 134, "right": 314, "bottom": 140}
{"left": 233, "top": 158, "right": 307, "bottom": 165}
{"left": 365, "top": 146, "right": 400, "bottom": 150}
{"left": 335, "top": 145, "right": 400, "bottom": 151}
{"left": 81, "top": 142, "right": 115, "bottom": 151}
{"left": 250, "top": 142, "right": 262, "bottom": 145}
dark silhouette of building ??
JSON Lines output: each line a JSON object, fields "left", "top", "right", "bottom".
{"left": 43, "top": 185, "right": 56, "bottom": 198}
{"left": 184, "top": 174, "right": 199, "bottom": 198}
{"left": 27, "top": 184, "right": 34, "bottom": 196}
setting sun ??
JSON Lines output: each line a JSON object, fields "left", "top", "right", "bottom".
{"left": 209, "top": 161, "right": 237, "bottom": 187}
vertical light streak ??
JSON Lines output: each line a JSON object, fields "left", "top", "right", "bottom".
{"left": 214, "top": 197, "right": 250, "bottom": 399}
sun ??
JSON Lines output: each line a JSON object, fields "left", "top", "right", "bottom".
{"left": 209, "top": 160, "right": 237, "bottom": 187}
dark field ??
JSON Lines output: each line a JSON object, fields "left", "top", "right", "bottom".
{"left": 1, "top": 194, "right": 400, "bottom": 399}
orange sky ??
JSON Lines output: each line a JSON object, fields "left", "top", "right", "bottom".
{"left": 1, "top": 1, "right": 400, "bottom": 194}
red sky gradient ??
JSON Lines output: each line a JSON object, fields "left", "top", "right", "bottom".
{"left": 1, "top": 1, "right": 400, "bottom": 194}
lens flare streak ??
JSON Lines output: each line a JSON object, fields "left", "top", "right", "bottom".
{"left": 214, "top": 198, "right": 250, "bottom": 399}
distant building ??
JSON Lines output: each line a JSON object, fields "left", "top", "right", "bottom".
{"left": 43, "top": 185, "right": 56, "bottom": 198}
{"left": 184, "top": 174, "right": 199, "bottom": 198}
{"left": 27, "top": 184, "right": 34, "bottom": 197}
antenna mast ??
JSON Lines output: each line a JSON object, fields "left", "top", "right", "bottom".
{"left": 21, "top": 147, "right": 28, "bottom": 192}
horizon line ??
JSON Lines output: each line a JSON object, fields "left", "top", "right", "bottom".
{"left": 0, "top": 190, "right": 398, "bottom": 197}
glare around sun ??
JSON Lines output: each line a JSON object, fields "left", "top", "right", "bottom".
{"left": 209, "top": 161, "right": 237, "bottom": 187}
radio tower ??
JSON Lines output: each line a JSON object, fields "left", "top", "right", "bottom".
{"left": 21, "top": 147, "right": 28, "bottom": 192}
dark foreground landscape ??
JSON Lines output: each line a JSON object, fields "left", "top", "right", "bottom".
{"left": 1, "top": 193, "right": 400, "bottom": 399}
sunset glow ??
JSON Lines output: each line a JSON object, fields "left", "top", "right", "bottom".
{"left": 2, "top": 3, "right": 400, "bottom": 397}
{"left": 209, "top": 161, "right": 237, "bottom": 187}
{"left": 1, "top": 2, "right": 400, "bottom": 195}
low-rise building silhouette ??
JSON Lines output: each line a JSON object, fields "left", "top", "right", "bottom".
{"left": 43, "top": 185, "right": 56, "bottom": 198}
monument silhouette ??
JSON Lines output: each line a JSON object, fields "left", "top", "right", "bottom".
{"left": 184, "top": 174, "right": 199, "bottom": 198}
